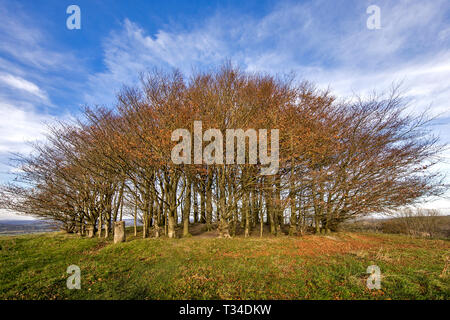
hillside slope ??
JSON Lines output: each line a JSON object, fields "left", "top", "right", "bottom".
{"left": 0, "top": 231, "right": 448, "bottom": 299}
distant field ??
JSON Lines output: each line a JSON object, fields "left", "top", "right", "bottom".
{"left": 341, "top": 215, "right": 450, "bottom": 238}
{"left": 0, "top": 220, "right": 56, "bottom": 236}
{"left": 0, "top": 219, "right": 137, "bottom": 236}
{"left": 0, "top": 229, "right": 448, "bottom": 300}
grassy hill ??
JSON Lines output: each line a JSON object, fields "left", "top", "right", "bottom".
{"left": 0, "top": 228, "right": 448, "bottom": 300}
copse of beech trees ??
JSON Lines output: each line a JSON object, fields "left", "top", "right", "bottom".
{"left": 0, "top": 64, "right": 445, "bottom": 238}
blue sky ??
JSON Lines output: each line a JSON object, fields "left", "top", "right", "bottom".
{"left": 0, "top": 0, "right": 450, "bottom": 218}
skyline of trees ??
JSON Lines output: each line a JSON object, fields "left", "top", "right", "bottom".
{"left": 0, "top": 64, "right": 446, "bottom": 239}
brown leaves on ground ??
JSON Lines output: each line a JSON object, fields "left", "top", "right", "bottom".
{"left": 230, "top": 233, "right": 449, "bottom": 259}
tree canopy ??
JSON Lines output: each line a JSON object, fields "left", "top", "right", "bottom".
{"left": 0, "top": 64, "right": 445, "bottom": 238}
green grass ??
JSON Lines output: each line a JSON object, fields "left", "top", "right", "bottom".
{"left": 0, "top": 230, "right": 448, "bottom": 299}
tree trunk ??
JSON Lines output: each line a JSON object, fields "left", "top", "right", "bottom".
{"left": 274, "top": 177, "right": 282, "bottom": 235}
{"left": 105, "top": 221, "right": 109, "bottom": 238}
{"left": 119, "top": 196, "right": 123, "bottom": 221}
{"left": 134, "top": 199, "right": 137, "bottom": 236}
{"left": 193, "top": 181, "right": 198, "bottom": 223}
{"left": 217, "top": 168, "right": 230, "bottom": 238}
{"left": 183, "top": 176, "right": 191, "bottom": 237}
{"left": 87, "top": 224, "right": 95, "bottom": 238}
{"left": 98, "top": 215, "right": 102, "bottom": 238}
{"left": 153, "top": 202, "right": 160, "bottom": 238}
{"left": 244, "top": 192, "right": 250, "bottom": 237}
{"left": 206, "top": 181, "right": 213, "bottom": 230}
{"left": 167, "top": 210, "right": 176, "bottom": 238}
{"left": 289, "top": 191, "right": 297, "bottom": 236}
{"left": 200, "top": 183, "right": 206, "bottom": 223}
{"left": 143, "top": 210, "right": 147, "bottom": 238}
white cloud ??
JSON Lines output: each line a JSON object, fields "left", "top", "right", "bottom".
{"left": 0, "top": 73, "right": 49, "bottom": 102}
{"left": 297, "top": 52, "right": 450, "bottom": 117}
{"left": 0, "top": 101, "right": 52, "bottom": 154}
{"left": 0, "top": 2, "right": 80, "bottom": 163}
{"left": 84, "top": 18, "right": 228, "bottom": 105}
{"left": 85, "top": 1, "right": 450, "bottom": 117}
{"left": 0, "top": 209, "right": 34, "bottom": 220}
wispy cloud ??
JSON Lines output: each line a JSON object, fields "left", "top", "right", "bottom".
{"left": 84, "top": 18, "right": 228, "bottom": 105}
{"left": 0, "top": 101, "right": 52, "bottom": 154}
{"left": 86, "top": 0, "right": 450, "bottom": 114}
{"left": 0, "top": 2, "right": 79, "bottom": 71}
{"left": 0, "top": 73, "right": 49, "bottom": 102}
{"left": 0, "top": 2, "right": 80, "bottom": 184}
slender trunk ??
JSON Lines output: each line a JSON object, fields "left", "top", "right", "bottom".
{"left": 259, "top": 187, "right": 264, "bottom": 237}
{"left": 113, "top": 181, "right": 125, "bottom": 222}
{"left": 119, "top": 196, "right": 123, "bottom": 221}
{"left": 267, "top": 187, "right": 276, "bottom": 235}
{"left": 153, "top": 201, "right": 160, "bottom": 238}
{"left": 250, "top": 191, "right": 257, "bottom": 228}
{"left": 232, "top": 196, "right": 238, "bottom": 236}
{"left": 217, "top": 168, "right": 230, "bottom": 238}
{"left": 260, "top": 207, "right": 264, "bottom": 238}
{"left": 166, "top": 175, "right": 177, "bottom": 239}
{"left": 183, "top": 176, "right": 191, "bottom": 237}
{"left": 244, "top": 192, "right": 250, "bottom": 237}
{"left": 168, "top": 210, "right": 176, "bottom": 238}
{"left": 98, "top": 214, "right": 102, "bottom": 238}
{"left": 289, "top": 187, "right": 297, "bottom": 236}
{"left": 143, "top": 210, "right": 147, "bottom": 238}
{"left": 206, "top": 180, "right": 213, "bottom": 229}
{"left": 143, "top": 190, "right": 148, "bottom": 238}
{"left": 274, "top": 177, "right": 281, "bottom": 235}
{"left": 164, "top": 208, "right": 168, "bottom": 236}
{"left": 134, "top": 199, "right": 137, "bottom": 236}
{"left": 193, "top": 181, "right": 198, "bottom": 223}
{"left": 105, "top": 221, "right": 109, "bottom": 238}
{"left": 200, "top": 183, "right": 206, "bottom": 224}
